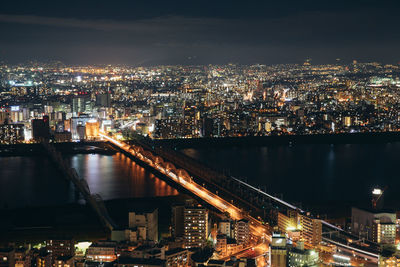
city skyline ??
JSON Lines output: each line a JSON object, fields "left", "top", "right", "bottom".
{"left": 2, "top": 1, "right": 400, "bottom": 266}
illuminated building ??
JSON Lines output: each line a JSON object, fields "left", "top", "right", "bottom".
{"left": 72, "top": 95, "right": 91, "bottom": 115}
{"left": 379, "top": 256, "right": 400, "bottom": 267}
{"left": 288, "top": 242, "right": 319, "bottom": 267}
{"left": 85, "top": 121, "right": 100, "bottom": 139}
{"left": 10, "top": 110, "right": 23, "bottom": 123}
{"left": 373, "top": 221, "right": 396, "bottom": 244}
{"left": 277, "top": 211, "right": 298, "bottom": 233}
{"left": 215, "top": 234, "right": 227, "bottom": 256}
{"left": 270, "top": 233, "right": 287, "bottom": 267}
{"left": 343, "top": 116, "right": 352, "bottom": 127}
{"left": 154, "top": 118, "right": 181, "bottom": 139}
{"left": 54, "top": 256, "right": 74, "bottom": 267}
{"left": 218, "top": 221, "right": 232, "bottom": 238}
{"left": 226, "top": 238, "right": 243, "bottom": 256}
{"left": 0, "top": 112, "right": 8, "bottom": 124}
{"left": 135, "top": 122, "right": 149, "bottom": 136}
{"left": 234, "top": 219, "right": 250, "bottom": 245}
{"left": 128, "top": 209, "right": 159, "bottom": 242}
{"left": 0, "top": 123, "right": 24, "bottom": 144}
{"left": 201, "top": 117, "right": 213, "bottom": 137}
{"left": 37, "top": 252, "right": 51, "bottom": 267}
{"left": 54, "top": 132, "right": 72, "bottom": 142}
{"left": 70, "top": 115, "right": 94, "bottom": 140}
{"left": 85, "top": 241, "right": 117, "bottom": 262}
{"left": 45, "top": 239, "right": 75, "bottom": 263}
{"left": 0, "top": 248, "right": 15, "bottom": 267}
{"left": 77, "top": 125, "right": 85, "bottom": 140}
{"left": 300, "top": 214, "right": 322, "bottom": 247}
{"left": 14, "top": 248, "right": 30, "bottom": 267}
{"left": 332, "top": 254, "right": 351, "bottom": 266}
{"left": 183, "top": 205, "right": 208, "bottom": 248}
{"left": 351, "top": 207, "right": 396, "bottom": 244}
{"left": 64, "top": 120, "right": 71, "bottom": 132}
{"left": 165, "top": 248, "right": 190, "bottom": 267}
{"left": 182, "top": 104, "right": 199, "bottom": 138}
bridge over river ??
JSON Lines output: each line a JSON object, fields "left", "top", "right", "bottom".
{"left": 98, "top": 132, "right": 380, "bottom": 264}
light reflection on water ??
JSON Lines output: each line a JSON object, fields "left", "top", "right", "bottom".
{"left": 0, "top": 153, "right": 178, "bottom": 208}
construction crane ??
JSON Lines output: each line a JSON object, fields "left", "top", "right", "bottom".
{"left": 371, "top": 186, "right": 387, "bottom": 209}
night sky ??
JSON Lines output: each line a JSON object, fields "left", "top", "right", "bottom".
{"left": 1, "top": 0, "right": 400, "bottom": 65}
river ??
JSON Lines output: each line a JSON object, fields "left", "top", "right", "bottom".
{"left": 1, "top": 142, "right": 399, "bottom": 216}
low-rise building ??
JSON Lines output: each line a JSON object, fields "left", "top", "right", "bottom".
{"left": 0, "top": 248, "right": 15, "bottom": 267}
{"left": 85, "top": 241, "right": 117, "bottom": 262}
{"left": 288, "top": 242, "right": 319, "bottom": 267}
{"left": 165, "top": 248, "right": 190, "bottom": 267}
{"left": 234, "top": 219, "right": 249, "bottom": 245}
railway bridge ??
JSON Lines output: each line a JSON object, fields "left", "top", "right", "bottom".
{"left": 100, "top": 132, "right": 380, "bottom": 263}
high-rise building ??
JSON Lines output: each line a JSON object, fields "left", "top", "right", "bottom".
{"left": 72, "top": 94, "right": 91, "bottom": 115}
{"left": 201, "top": 118, "right": 213, "bottom": 137}
{"left": 70, "top": 115, "right": 94, "bottom": 140}
{"left": 300, "top": 215, "right": 322, "bottom": 247}
{"left": 183, "top": 205, "right": 208, "bottom": 248}
{"left": 96, "top": 93, "right": 111, "bottom": 107}
{"left": 182, "top": 104, "right": 199, "bottom": 138}
{"left": 171, "top": 205, "right": 185, "bottom": 238}
{"left": 270, "top": 233, "right": 287, "bottom": 267}
{"left": 32, "top": 116, "right": 50, "bottom": 141}
{"left": 234, "top": 219, "right": 250, "bottom": 245}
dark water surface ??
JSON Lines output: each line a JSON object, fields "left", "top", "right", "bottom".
{"left": 2, "top": 143, "right": 400, "bottom": 215}
{"left": 182, "top": 143, "right": 400, "bottom": 214}
{"left": 0, "top": 152, "right": 178, "bottom": 208}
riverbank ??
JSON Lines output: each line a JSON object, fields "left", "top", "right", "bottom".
{"left": 0, "top": 142, "right": 116, "bottom": 156}
{"left": 0, "top": 195, "right": 191, "bottom": 244}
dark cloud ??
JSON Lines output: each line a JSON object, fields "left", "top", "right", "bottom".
{"left": 0, "top": 0, "right": 400, "bottom": 65}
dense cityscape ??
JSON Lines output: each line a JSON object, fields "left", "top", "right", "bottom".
{"left": 1, "top": 61, "right": 400, "bottom": 143}
{"left": 1, "top": 61, "right": 400, "bottom": 267}
{"left": 2, "top": 0, "right": 400, "bottom": 266}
